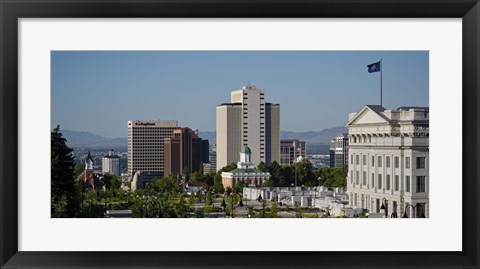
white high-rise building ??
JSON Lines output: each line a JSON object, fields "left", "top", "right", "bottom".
{"left": 216, "top": 85, "right": 280, "bottom": 171}
{"left": 102, "top": 149, "right": 120, "bottom": 176}
{"left": 346, "top": 105, "right": 429, "bottom": 218}
{"left": 329, "top": 133, "right": 349, "bottom": 168}
{"left": 127, "top": 120, "right": 178, "bottom": 182}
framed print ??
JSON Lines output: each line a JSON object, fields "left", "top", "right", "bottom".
{"left": 1, "top": 0, "right": 479, "bottom": 268}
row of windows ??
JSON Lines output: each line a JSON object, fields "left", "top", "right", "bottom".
{"left": 351, "top": 172, "right": 426, "bottom": 193}
{"left": 351, "top": 155, "right": 426, "bottom": 169}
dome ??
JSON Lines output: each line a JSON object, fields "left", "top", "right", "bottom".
{"left": 240, "top": 145, "right": 252, "bottom": 154}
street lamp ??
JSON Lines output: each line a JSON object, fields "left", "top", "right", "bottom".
{"left": 294, "top": 155, "right": 303, "bottom": 187}
{"left": 402, "top": 204, "right": 426, "bottom": 218}
{"left": 380, "top": 198, "right": 388, "bottom": 218}
{"left": 230, "top": 192, "right": 244, "bottom": 218}
{"left": 222, "top": 192, "right": 243, "bottom": 218}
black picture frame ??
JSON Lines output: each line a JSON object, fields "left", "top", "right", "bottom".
{"left": 1, "top": 0, "right": 479, "bottom": 268}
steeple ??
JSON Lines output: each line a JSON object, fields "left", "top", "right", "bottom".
{"left": 85, "top": 150, "right": 94, "bottom": 170}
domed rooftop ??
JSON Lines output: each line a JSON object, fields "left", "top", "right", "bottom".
{"left": 240, "top": 145, "right": 251, "bottom": 154}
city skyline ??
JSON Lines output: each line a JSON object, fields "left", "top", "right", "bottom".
{"left": 51, "top": 51, "right": 428, "bottom": 138}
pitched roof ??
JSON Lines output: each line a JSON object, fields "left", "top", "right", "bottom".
{"left": 365, "top": 105, "right": 386, "bottom": 113}
{"left": 347, "top": 105, "right": 389, "bottom": 126}
{"left": 86, "top": 151, "right": 94, "bottom": 162}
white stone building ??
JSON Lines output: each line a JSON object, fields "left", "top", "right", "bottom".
{"left": 329, "top": 133, "right": 349, "bottom": 168}
{"left": 346, "top": 105, "right": 429, "bottom": 218}
{"left": 102, "top": 149, "right": 120, "bottom": 176}
{"left": 221, "top": 145, "right": 271, "bottom": 188}
{"left": 216, "top": 85, "right": 280, "bottom": 171}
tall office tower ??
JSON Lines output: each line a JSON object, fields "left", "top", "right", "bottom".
{"left": 329, "top": 133, "right": 349, "bottom": 168}
{"left": 280, "top": 139, "right": 307, "bottom": 166}
{"left": 209, "top": 144, "right": 217, "bottom": 172}
{"left": 127, "top": 120, "right": 178, "bottom": 182}
{"left": 102, "top": 149, "right": 120, "bottom": 176}
{"left": 346, "top": 105, "right": 429, "bottom": 218}
{"left": 164, "top": 127, "right": 209, "bottom": 177}
{"left": 216, "top": 85, "right": 280, "bottom": 171}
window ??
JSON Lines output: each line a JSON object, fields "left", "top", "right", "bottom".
{"left": 416, "top": 157, "right": 426, "bottom": 169}
{"left": 378, "top": 156, "right": 382, "bottom": 167}
{"left": 371, "top": 173, "right": 375, "bottom": 187}
{"left": 406, "top": 157, "right": 411, "bottom": 169}
{"left": 355, "top": 171, "right": 359, "bottom": 184}
{"left": 351, "top": 155, "right": 353, "bottom": 164}
{"left": 363, "top": 155, "right": 367, "bottom": 165}
{"left": 395, "top": 157, "right": 399, "bottom": 168}
{"left": 356, "top": 155, "right": 359, "bottom": 165}
{"left": 416, "top": 203, "right": 426, "bottom": 217}
{"left": 416, "top": 176, "right": 426, "bottom": 192}
{"left": 372, "top": 156, "right": 375, "bottom": 167}
{"left": 378, "top": 174, "right": 382, "bottom": 189}
{"left": 406, "top": 176, "right": 410, "bottom": 192}
{"left": 386, "top": 175, "right": 390, "bottom": 190}
{"left": 350, "top": 171, "right": 353, "bottom": 183}
{"left": 386, "top": 156, "right": 391, "bottom": 168}
{"left": 395, "top": 175, "right": 399, "bottom": 191}
{"left": 363, "top": 171, "right": 366, "bottom": 185}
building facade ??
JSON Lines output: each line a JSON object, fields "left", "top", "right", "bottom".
{"left": 164, "top": 127, "right": 209, "bottom": 177}
{"left": 216, "top": 85, "right": 280, "bottom": 171}
{"left": 346, "top": 105, "right": 429, "bottom": 218}
{"left": 102, "top": 149, "right": 120, "bottom": 176}
{"left": 209, "top": 144, "right": 217, "bottom": 172}
{"left": 280, "top": 139, "right": 306, "bottom": 166}
{"left": 127, "top": 120, "right": 178, "bottom": 182}
{"left": 221, "top": 145, "right": 271, "bottom": 188}
{"left": 329, "top": 133, "right": 349, "bottom": 168}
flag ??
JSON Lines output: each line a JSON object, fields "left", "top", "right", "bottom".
{"left": 367, "top": 61, "right": 381, "bottom": 73}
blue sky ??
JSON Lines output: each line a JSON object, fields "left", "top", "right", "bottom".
{"left": 51, "top": 51, "right": 429, "bottom": 138}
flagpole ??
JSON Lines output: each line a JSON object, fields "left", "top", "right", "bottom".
{"left": 380, "top": 58, "right": 383, "bottom": 106}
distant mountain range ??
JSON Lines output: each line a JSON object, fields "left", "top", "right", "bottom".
{"left": 61, "top": 130, "right": 128, "bottom": 150}
{"left": 61, "top": 126, "right": 347, "bottom": 150}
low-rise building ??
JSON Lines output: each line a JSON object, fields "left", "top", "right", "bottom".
{"left": 221, "top": 145, "right": 271, "bottom": 188}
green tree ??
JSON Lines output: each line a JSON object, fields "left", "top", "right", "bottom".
{"left": 73, "top": 163, "right": 85, "bottom": 178}
{"left": 259, "top": 199, "right": 267, "bottom": 218}
{"left": 110, "top": 175, "right": 122, "bottom": 191}
{"left": 269, "top": 200, "right": 279, "bottom": 218}
{"left": 213, "top": 174, "right": 225, "bottom": 194}
{"left": 51, "top": 126, "right": 78, "bottom": 217}
{"left": 174, "top": 198, "right": 191, "bottom": 218}
{"left": 233, "top": 181, "right": 246, "bottom": 194}
{"left": 219, "top": 163, "right": 237, "bottom": 173}
{"left": 205, "top": 172, "right": 215, "bottom": 186}
{"left": 188, "top": 194, "right": 195, "bottom": 206}
{"left": 294, "top": 159, "right": 317, "bottom": 186}
{"left": 205, "top": 191, "right": 212, "bottom": 206}
{"left": 316, "top": 166, "right": 347, "bottom": 188}
{"left": 247, "top": 206, "right": 256, "bottom": 218}
{"left": 257, "top": 161, "right": 267, "bottom": 172}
